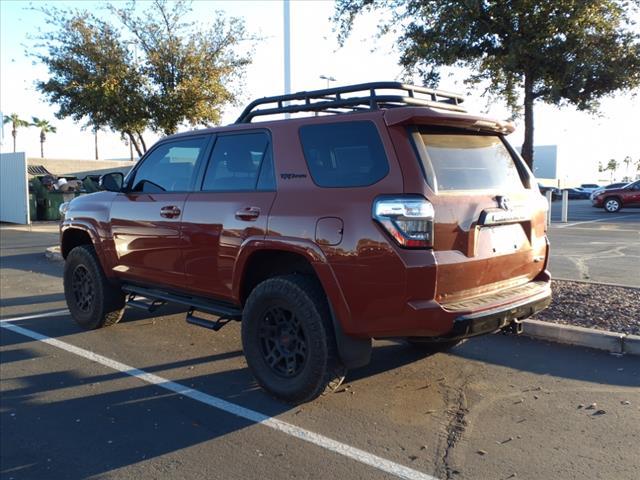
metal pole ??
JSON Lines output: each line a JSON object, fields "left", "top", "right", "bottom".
{"left": 561, "top": 189, "right": 568, "bottom": 223}
{"left": 545, "top": 190, "right": 552, "bottom": 226}
{"left": 283, "top": 0, "right": 291, "bottom": 119}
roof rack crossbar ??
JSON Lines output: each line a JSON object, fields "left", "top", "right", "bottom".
{"left": 235, "top": 81, "right": 465, "bottom": 123}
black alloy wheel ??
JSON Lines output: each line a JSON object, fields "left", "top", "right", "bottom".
{"left": 71, "top": 264, "right": 95, "bottom": 312}
{"left": 259, "top": 305, "right": 308, "bottom": 378}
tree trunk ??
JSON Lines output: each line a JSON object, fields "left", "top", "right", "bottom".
{"left": 12, "top": 130, "right": 16, "bottom": 153}
{"left": 40, "top": 131, "right": 45, "bottom": 158}
{"left": 94, "top": 129, "right": 99, "bottom": 160}
{"left": 136, "top": 132, "right": 147, "bottom": 153}
{"left": 126, "top": 132, "right": 143, "bottom": 157}
{"left": 521, "top": 75, "right": 535, "bottom": 170}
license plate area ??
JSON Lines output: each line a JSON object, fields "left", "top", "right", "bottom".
{"left": 485, "top": 224, "right": 525, "bottom": 254}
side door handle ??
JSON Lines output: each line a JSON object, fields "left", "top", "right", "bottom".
{"left": 235, "top": 206, "right": 261, "bottom": 221}
{"left": 160, "top": 205, "right": 181, "bottom": 219}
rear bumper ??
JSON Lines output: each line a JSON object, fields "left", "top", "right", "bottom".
{"left": 370, "top": 275, "right": 552, "bottom": 339}
{"left": 444, "top": 286, "right": 551, "bottom": 340}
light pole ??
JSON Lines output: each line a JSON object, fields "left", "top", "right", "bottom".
{"left": 320, "top": 75, "right": 336, "bottom": 89}
{"left": 283, "top": 0, "right": 291, "bottom": 118}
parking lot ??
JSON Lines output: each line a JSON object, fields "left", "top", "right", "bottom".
{"left": 547, "top": 199, "right": 640, "bottom": 286}
{"left": 1, "top": 218, "right": 639, "bottom": 480}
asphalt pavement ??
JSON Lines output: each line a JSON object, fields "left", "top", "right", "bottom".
{"left": 1, "top": 225, "right": 640, "bottom": 480}
{"left": 547, "top": 200, "right": 640, "bottom": 286}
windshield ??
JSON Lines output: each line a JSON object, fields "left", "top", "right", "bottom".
{"left": 412, "top": 129, "right": 525, "bottom": 192}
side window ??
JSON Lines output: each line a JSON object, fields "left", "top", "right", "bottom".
{"left": 132, "top": 137, "right": 208, "bottom": 193}
{"left": 298, "top": 121, "right": 389, "bottom": 188}
{"left": 202, "top": 132, "right": 273, "bottom": 191}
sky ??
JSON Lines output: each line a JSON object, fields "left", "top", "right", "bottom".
{"left": 1, "top": 0, "right": 639, "bottom": 186}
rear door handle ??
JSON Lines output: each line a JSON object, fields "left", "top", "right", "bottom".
{"left": 235, "top": 206, "right": 261, "bottom": 221}
{"left": 160, "top": 205, "right": 181, "bottom": 219}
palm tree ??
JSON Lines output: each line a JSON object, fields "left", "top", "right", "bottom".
{"left": 2, "top": 113, "right": 30, "bottom": 152}
{"left": 606, "top": 158, "right": 618, "bottom": 182}
{"left": 31, "top": 117, "right": 57, "bottom": 158}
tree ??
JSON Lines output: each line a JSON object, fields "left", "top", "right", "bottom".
{"left": 2, "top": 113, "right": 30, "bottom": 153}
{"left": 33, "top": 0, "right": 251, "bottom": 156}
{"left": 622, "top": 155, "right": 633, "bottom": 180}
{"left": 31, "top": 117, "right": 57, "bottom": 158}
{"left": 333, "top": 0, "right": 640, "bottom": 168}
{"left": 606, "top": 158, "right": 618, "bottom": 181}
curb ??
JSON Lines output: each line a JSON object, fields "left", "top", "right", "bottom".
{"left": 552, "top": 277, "right": 640, "bottom": 290}
{"left": 522, "top": 319, "right": 639, "bottom": 356}
{"left": 45, "top": 246, "right": 63, "bottom": 262}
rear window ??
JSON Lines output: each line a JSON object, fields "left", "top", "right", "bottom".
{"left": 299, "top": 121, "right": 389, "bottom": 188}
{"left": 412, "top": 129, "right": 525, "bottom": 192}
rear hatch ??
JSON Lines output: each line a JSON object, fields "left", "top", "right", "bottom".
{"left": 406, "top": 126, "right": 548, "bottom": 306}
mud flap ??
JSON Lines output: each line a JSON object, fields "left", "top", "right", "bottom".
{"left": 328, "top": 304, "right": 372, "bottom": 369}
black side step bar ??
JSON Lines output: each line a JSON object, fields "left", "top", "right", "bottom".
{"left": 185, "top": 309, "right": 233, "bottom": 331}
{"left": 126, "top": 294, "right": 166, "bottom": 313}
{"left": 122, "top": 284, "right": 242, "bottom": 320}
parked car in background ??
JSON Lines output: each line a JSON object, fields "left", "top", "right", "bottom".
{"left": 590, "top": 182, "right": 629, "bottom": 200}
{"left": 577, "top": 183, "right": 601, "bottom": 194}
{"left": 591, "top": 180, "right": 640, "bottom": 212}
{"left": 538, "top": 183, "right": 560, "bottom": 200}
{"left": 564, "top": 188, "right": 591, "bottom": 200}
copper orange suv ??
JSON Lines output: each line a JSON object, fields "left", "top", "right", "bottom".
{"left": 60, "top": 82, "right": 551, "bottom": 403}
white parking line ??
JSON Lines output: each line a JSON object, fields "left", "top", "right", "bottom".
{"left": 0, "top": 319, "right": 439, "bottom": 480}
{"left": 0, "top": 309, "right": 70, "bottom": 323}
{"left": 554, "top": 213, "right": 640, "bottom": 228}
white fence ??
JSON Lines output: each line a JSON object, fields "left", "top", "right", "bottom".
{"left": 0, "top": 152, "right": 29, "bottom": 224}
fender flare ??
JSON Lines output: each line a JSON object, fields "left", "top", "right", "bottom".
{"left": 61, "top": 221, "right": 115, "bottom": 277}
{"left": 233, "top": 237, "right": 372, "bottom": 369}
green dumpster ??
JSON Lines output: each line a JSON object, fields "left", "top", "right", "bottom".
{"left": 28, "top": 193, "right": 37, "bottom": 222}
{"left": 41, "top": 191, "right": 63, "bottom": 220}
{"left": 41, "top": 192, "right": 79, "bottom": 221}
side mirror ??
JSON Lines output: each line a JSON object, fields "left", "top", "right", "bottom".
{"left": 99, "top": 172, "right": 124, "bottom": 192}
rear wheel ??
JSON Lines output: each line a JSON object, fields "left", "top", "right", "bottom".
{"left": 241, "top": 275, "right": 345, "bottom": 403}
{"left": 64, "top": 245, "right": 125, "bottom": 329}
{"left": 604, "top": 197, "right": 621, "bottom": 213}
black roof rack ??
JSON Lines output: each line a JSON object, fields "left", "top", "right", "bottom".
{"left": 235, "top": 81, "right": 466, "bottom": 124}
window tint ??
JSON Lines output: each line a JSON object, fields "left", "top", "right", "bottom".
{"left": 299, "top": 121, "right": 389, "bottom": 188}
{"left": 414, "top": 131, "right": 524, "bottom": 192}
{"left": 202, "top": 132, "right": 272, "bottom": 191}
{"left": 132, "top": 137, "right": 208, "bottom": 193}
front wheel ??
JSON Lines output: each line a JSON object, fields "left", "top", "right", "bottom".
{"left": 603, "top": 197, "right": 621, "bottom": 213}
{"left": 64, "top": 245, "right": 125, "bottom": 329}
{"left": 241, "top": 275, "right": 345, "bottom": 403}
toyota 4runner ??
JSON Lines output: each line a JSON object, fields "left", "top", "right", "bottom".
{"left": 60, "top": 82, "right": 551, "bottom": 403}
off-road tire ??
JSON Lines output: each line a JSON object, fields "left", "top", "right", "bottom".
{"left": 242, "top": 274, "right": 346, "bottom": 403}
{"left": 64, "top": 245, "right": 125, "bottom": 329}
{"left": 603, "top": 197, "right": 621, "bottom": 213}
{"left": 406, "top": 337, "right": 465, "bottom": 352}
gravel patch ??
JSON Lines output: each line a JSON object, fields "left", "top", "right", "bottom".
{"left": 532, "top": 280, "right": 640, "bottom": 335}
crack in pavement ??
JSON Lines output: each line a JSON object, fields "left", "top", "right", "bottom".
{"left": 437, "top": 377, "right": 470, "bottom": 480}
{"left": 561, "top": 245, "right": 633, "bottom": 280}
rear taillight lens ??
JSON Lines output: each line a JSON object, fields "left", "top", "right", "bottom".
{"left": 373, "top": 196, "right": 434, "bottom": 248}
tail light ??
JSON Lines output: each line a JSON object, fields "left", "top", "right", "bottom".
{"left": 373, "top": 196, "right": 434, "bottom": 248}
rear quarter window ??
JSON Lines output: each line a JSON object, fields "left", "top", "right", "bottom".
{"left": 299, "top": 121, "right": 389, "bottom": 188}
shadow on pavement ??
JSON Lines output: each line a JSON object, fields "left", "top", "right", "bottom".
{"left": 0, "top": 252, "right": 63, "bottom": 278}
{"left": 0, "top": 293, "right": 66, "bottom": 308}
{"left": 1, "top": 326, "right": 276, "bottom": 480}
{"left": 450, "top": 333, "right": 640, "bottom": 387}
